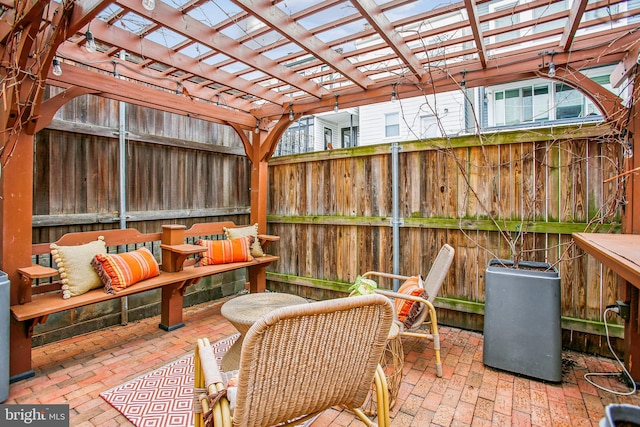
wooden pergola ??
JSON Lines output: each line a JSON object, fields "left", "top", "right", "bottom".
{"left": 1, "top": 0, "right": 640, "bottom": 379}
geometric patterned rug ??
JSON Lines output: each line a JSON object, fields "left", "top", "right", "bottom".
{"left": 100, "top": 334, "right": 239, "bottom": 427}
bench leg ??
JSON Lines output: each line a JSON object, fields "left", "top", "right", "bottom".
{"left": 9, "top": 318, "right": 35, "bottom": 382}
{"left": 248, "top": 264, "right": 267, "bottom": 293}
{"left": 159, "top": 282, "right": 187, "bottom": 331}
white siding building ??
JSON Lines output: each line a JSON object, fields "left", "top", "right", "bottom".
{"left": 273, "top": 0, "right": 638, "bottom": 156}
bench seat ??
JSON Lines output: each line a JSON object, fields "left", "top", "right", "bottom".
{"left": 11, "top": 255, "right": 278, "bottom": 322}
{"left": 9, "top": 221, "right": 279, "bottom": 382}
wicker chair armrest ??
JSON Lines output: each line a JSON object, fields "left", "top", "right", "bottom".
{"left": 197, "top": 339, "right": 225, "bottom": 387}
{"left": 195, "top": 338, "right": 232, "bottom": 427}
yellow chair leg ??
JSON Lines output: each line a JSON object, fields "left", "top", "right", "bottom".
{"left": 374, "top": 365, "right": 390, "bottom": 427}
{"left": 353, "top": 365, "right": 390, "bottom": 427}
{"left": 428, "top": 304, "right": 443, "bottom": 378}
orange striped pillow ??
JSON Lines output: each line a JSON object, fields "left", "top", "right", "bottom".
{"left": 196, "top": 237, "right": 253, "bottom": 266}
{"left": 92, "top": 247, "right": 160, "bottom": 293}
{"left": 395, "top": 276, "right": 429, "bottom": 329}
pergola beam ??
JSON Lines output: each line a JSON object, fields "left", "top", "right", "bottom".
{"left": 67, "top": 0, "right": 112, "bottom": 33}
{"left": 351, "top": 0, "right": 425, "bottom": 79}
{"left": 47, "top": 63, "right": 257, "bottom": 128}
{"left": 231, "top": 0, "right": 374, "bottom": 91}
{"left": 253, "top": 35, "right": 631, "bottom": 121}
{"left": 114, "top": 0, "right": 325, "bottom": 100}
{"left": 463, "top": 0, "right": 487, "bottom": 68}
{"left": 611, "top": 41, "right": 640, "bottom": 89}
{"left": 80, "top": 19, "right": 287, "bottom": 107}
{"left": 560, "top": 0, "right": 589, "bottom": 51}
{"left": 54, "top": 43, "right": 257, "bottom": 113}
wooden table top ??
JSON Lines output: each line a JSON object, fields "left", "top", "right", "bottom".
{"left": 221, "top": 292, "right": 308, "bottom": 326}
{"left": 573, "top": 233, "right": 640, "bottom": 287}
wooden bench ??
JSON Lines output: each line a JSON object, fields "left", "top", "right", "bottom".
{"left": 10, "top": 221, "right": 279, "bottom": 381}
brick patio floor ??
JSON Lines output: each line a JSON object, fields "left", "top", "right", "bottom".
{"left": 5, "top": 294, "right": 640, "bottom": 426}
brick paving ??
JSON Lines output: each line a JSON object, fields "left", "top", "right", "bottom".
{"left": 6, "top": 295, "right": 640, "bottom": 426}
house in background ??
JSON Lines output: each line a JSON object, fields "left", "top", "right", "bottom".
{"left": 275, "top": 62, "right": 628, "bottom": 157}
{"left": 274, "top": 0, "right": 637, "bottom": 155}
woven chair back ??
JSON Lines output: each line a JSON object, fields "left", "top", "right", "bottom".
{"left": 232, "top": 294, "right": 394, "bottom": 427}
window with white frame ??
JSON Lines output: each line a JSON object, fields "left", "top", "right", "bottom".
{"left": 275, "top": 116, "right": 314, "bottom": 156}
{"left": 493, "top": 84, "right": 549, "bottom": 126}
{"left": 554, "top": 84, "right": 583, "bottom": 119}
{"left": 420, "top": 115, "right": 439, "bottom": 138}
{"left": 385, "top": 112, "right": 399, "bottom": 137}
{"left": 488, "top": 68, "right": 616, "bottom": 127}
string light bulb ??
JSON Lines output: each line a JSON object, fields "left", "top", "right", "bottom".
{"left": 390, "top": 84, "right": 397, "bottom": 102}
{"left": 547, "top": 61, "right": 556, "bottom": 78}
{"left": 254, "top": 120, "right": 260, "bottom": 134}
{"left": 52, "top": 57, "right": 62, "bottom": 76}
{"left": 85, "top": 29, "right": 97, "bottom": 53}
{"left": 543, "top": 51, "right": 556, "bottom": 78}
{"left": 288, "top": 105, "right": 294, "bottom": 121}
{"left": 333, "top": 94, "right": 339, "bottom": 113}
{"left": 142, "top": 0, "right": 156, "bottom": 11}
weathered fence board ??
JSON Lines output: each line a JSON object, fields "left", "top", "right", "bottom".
{"left": 33, "top": 96, "right": 626, "bottom": 355}
{"left": 268, "top": 124, "right": 625, "bottom": 354}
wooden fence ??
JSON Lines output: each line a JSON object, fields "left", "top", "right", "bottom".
{"left": 266, "top": 123, "right": 625, "bottom": 355}
{"left": 32, "top": 90, "right": 626, "bottom": 354}
{"left": 30, "top": 92, "right": 254, "bottom": 344}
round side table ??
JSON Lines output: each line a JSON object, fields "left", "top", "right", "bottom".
{"left": 220, "top": 292, "right": 308, "bottom": 371}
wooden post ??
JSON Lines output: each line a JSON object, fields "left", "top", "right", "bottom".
{"left": 248, "top": 130, "right": 269, "bottom": 293}
{"left": 159, "top": 225, "right": 189, "bottom": 330}
{"left": 159, "top": 282, "right": 187, "bottom": 331}
{"left": 250, "top": 131, "right": 268, "bottom": 233}
{"left": 1, "top": 132, "right": 36, "bottom": 380}
{"left": 246, "top": 118, "right": 292, "bottom": 293}
{"left": 623, "top": 71, "right": 640, "bottom": 380}
{"left": 161, "top": 224, "right": 186, "bottom": 272}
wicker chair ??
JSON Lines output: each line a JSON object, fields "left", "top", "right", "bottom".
{"left": 362, "top": 243, "right": 455, "bottom": 378}
{"left": 194, "top": 294, "right": 394, "bottom": 427}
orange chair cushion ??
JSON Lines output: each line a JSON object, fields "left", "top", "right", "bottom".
{"left": 395, "top": 277, "right": 429, "bottom": 329}
{"left": 92, "top": 247, "right": 160, "bottom": 293}
{"left": 196, "top": 237, "right": 253, "bottom": 266}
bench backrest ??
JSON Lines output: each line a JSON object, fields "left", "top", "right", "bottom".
{"left": 22, "top": 221, "right": 259, "bottom": 301}
{"left": 32, "top": 228, "right": 163, "bottom": 257}
{"left": 30, "top": 223, "right": 243, "bottom": 286}
{"left": 184, "top": 221, "right": 237, "bottom": 240}
{"left": 182, "top": 222, "right": 239, "bottom": 266}
{"left": 30, "top": 228, "right": 164, "bottom": 296}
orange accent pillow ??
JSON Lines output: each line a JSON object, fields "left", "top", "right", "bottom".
{"left": 395, "top": 277, "right": 428, "bottom": 329}
{"left": 196, "top": 237, "right": 253, "bottom": 266}
{"left": 92, "top": 247, "right": 160, "bottom": 293}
